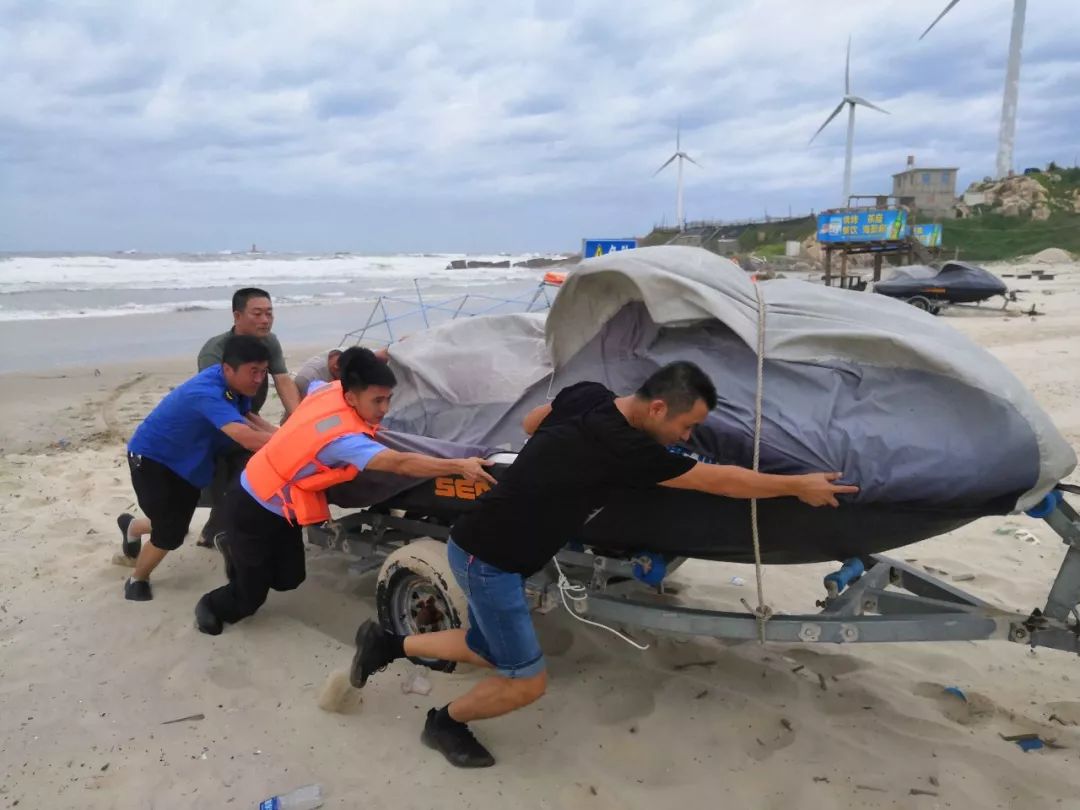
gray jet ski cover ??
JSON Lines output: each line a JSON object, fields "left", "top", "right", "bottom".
{"left": 380, "top": 246, "right": 1075, "bottom": 513}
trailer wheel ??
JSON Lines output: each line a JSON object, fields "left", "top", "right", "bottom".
{"left": 376, "top": 539, "right": 469, "bottom": 673}
{"left": 906, "top": 296, "right": 932, "bottom": 312}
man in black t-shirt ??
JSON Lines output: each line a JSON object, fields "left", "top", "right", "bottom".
{"left": 349, "top": 361, "right": 858, "bottom": 768}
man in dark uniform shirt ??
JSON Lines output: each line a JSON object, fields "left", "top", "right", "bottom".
{"left": 349, "top": 361, "right": 858, "bottom": 767}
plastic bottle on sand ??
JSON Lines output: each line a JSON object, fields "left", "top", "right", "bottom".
{"left": 259, "top": 784, "right": 324, "bottom": 809}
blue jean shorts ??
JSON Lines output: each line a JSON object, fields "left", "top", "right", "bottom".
{"left": 447, "top": 538, "right": 546, "bottom": 679}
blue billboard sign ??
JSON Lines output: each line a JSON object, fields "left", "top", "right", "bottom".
{"left": 816, "top": 210, "right": 908, "bottom": 244}
{"left": 582, "top": 238, "right": 637, "bottom": 258}
{"left": 913, "top": 224, "right": 943, "bottom": 248}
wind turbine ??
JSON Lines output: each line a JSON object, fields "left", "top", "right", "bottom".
{"left": 654, "top": 125, "right": 700, "bottom": 231}
{"left": 809, "top": 37, "right": 889, "bottom": 206}
{"left": 920, "top": 0, "right": 1026, "bottom": 179}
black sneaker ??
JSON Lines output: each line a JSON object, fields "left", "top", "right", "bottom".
{"left": 194, "top": 594, "right": 223, "bottom": 636}
{"left": 349, "top": 620, "right": 396, "bottom": 688}
{"left": 213, "top": 532, "right": 236, "bottom": 582}
{"left": 124, "top": 577, "right": 152, "bottom": 601}
{"left": 117, "top": 513, "right": 141, "bottom": 559}
{"left": 421, "top": 708, "right": 496, "bottom": 768}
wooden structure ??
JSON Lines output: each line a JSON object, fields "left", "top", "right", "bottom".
{"left": 819, "top": 197, "right": 936, "bottom": 288}
{"left": 822, "top": 239, "right": 920, "bottom": 287}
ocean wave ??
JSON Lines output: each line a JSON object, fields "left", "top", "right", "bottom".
{"left": 0, "top": 299, "right": 230, "bottom": 322}
{"left": 0, "top": 294, "right": 386, "bottom": 322}
{"left": 0, "top": 253, "right": 556, "bottom": 294}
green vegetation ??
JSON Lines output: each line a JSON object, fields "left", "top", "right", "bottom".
{"left": 1030, "top": 166, "right": 1080, "bottom": 213}
{"left": 753, "top": 242, "right": 789, "bottom": 257}
{"left": 943, "top": 212, "right": 1080, "bottom": 261}
{"left": 735, "top": 217, "right": 816, "bottom": 253}
{"left": 637, "top": 227, "right": 679, "bottom": 247}
{"left": 637, "top": 216, "right": 816, "bottom": 255}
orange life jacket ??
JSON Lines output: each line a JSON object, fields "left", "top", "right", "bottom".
{"left": 245, "top": 381, "right": 377, "bottom": 525}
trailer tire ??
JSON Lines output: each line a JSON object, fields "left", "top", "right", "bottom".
{"left": 376, "top": 539, "right": 469, "bottom": 673}
{"left": 906, "top": 296, "right": 932, "bottom": 311}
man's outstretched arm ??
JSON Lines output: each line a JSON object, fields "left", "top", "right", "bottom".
{"left": 661, "top": 464, "right": 858, "bottom": 507}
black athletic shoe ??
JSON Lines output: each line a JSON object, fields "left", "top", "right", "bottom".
{"left": 421, "top": 708, "right": 496, "bottom": 768}
{"left": 124, "top": 577, "right": 152, "bottom": 601}
{"left": 117, "top": 513, "right": 141, "bottom": 559}
{"left": 349, "top": 620, "right": 396, "bottom": 688}
{"left": 213, "top": 532, "right": 236, "bottom": 582}
{"left": 194, "top": 594, "right": 223, "bottom": 636}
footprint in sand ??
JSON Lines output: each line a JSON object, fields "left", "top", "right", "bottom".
{"left": 914, "top": 681, "right": 997, "bottom": 725}
{"left": 206, "top": 662, "right": 254, "bottom": 690}
{"left": 743, "top": 712, "right": 798, "bottom": 762}
{"left": 557, "top": 782, "right": 626, "bottom": 810}
{"left": 53, "top": 517, "right": 90, "bottom": 536}
{"left": 784, "top": 648, "right": 864, "bottom": 678}
{"left": 535, "top": 621, "right": 575, "bottom": 657}
{"left": 590, "top": 672, "right": 661, "bottom": 725}
{"left": 18, "top": 494, "right": 51, "bottom": 510}
{"left": 596, "top": 733, "right": 679, "bottom": 787}
{"left": 1046, "top": 700, "right": 1080, "bottom": 726}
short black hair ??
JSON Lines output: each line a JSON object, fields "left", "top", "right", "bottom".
{"left": 232, "top": 287, "right": 271, "bottom": 313}
{"left": 222, "top": 334, "right": 271, "bottom": 369}
{"left": 636, "top": 361, "right": 717, "bottom": 413}
{"left": 339, "top": 346, "right": 396, "bottom": 391}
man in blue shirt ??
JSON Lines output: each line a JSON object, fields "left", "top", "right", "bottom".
{"left": 117, "top": 335, "right": 278, "bottom": 602}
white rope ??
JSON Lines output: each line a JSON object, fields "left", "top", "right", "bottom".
{"left": 551, "top": 558, "right": 650, "bottom": 651}
{"left": 548, "top": 284, "right": 770, "bottom": 648}
{"left": 545, "top": 369, "right": 557, "bottom": 400}
{"left": 748, "top": 281, "right": 774, "bottom": 643}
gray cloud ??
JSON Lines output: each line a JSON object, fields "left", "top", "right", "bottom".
{"left": 1, "top": 0, "right": 1077, "bottom": 252}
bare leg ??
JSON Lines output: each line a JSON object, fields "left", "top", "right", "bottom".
{"left": 132, "top": 542, "right": 168, "bottom": 581}
{"left": 129, "top": 517, "right": 151, "bottom": 539}
{"left": 404, "top": 629, "right": 492, "bottom": 669}
{"left": 447, "top": 671, "right": 547, "bottom": 723}
{"left": 404, "top": 630, "right": 547, "bottom": 722}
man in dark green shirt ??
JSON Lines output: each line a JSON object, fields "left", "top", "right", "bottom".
{"left": 197, "top": 288, "right": 299, "bottom": 415}
{"left": 196, "top": 287, "right": 301, "bottom": 545}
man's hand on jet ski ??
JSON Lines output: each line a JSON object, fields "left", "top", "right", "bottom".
{"left": 367, "top": 450, "right": 496, "bottom": 485}
{"left": 660, "top": 463, "right": 857, "bottom": 507}
{"left": 795, "top": 472, "right": 859, "bottom": 508}
{"left": 457, "top": 457, "right": 497, "bottom": 486}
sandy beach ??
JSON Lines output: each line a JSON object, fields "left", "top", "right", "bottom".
{"left": 2, "top": 260, "right": 1080, "bottom": 809}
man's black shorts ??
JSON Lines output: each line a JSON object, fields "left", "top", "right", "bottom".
{"left": 128, "top": 452, "right": 201, "bottom": 551}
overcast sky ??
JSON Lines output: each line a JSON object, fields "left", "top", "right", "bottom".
{"left": 2, "top": 0, "right": 1078, "bottom": 254}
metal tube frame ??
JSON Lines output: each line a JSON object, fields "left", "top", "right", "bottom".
{"left": 338, "top": 279, "right": 561, "bottom": 348}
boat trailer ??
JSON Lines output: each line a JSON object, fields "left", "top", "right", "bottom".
{"left": 307, "top": 488, "right": 1080, "bottom": 665}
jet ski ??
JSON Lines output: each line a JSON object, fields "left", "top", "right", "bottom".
{"left": 333, "top": 448, "right": 992, "bottom": 566}
{"left": 874, "top": 261, "right": 1008, "bottom": 310}
{"left": 326, "top": 247, "right": 1075, "bottom": 566}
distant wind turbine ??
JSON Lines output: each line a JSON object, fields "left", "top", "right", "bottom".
{"left": 920, "top": 0, "right": 1026, "bottom": 179}
{"left": 654, "top": 125, "right": 700, "bottom": 231}
{"left": 809, "top": 37, "right": 889, "bottom": 206}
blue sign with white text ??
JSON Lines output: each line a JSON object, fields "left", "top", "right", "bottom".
{"left": 582, "top": 238, "right": 637, "bottom": 258}
{"left": 816, "top": 210, "right": 908, "bottom": 244}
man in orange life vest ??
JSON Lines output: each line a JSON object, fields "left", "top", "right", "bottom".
{"left": 194, "top": 347, "right": 495, "bottom": 635}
